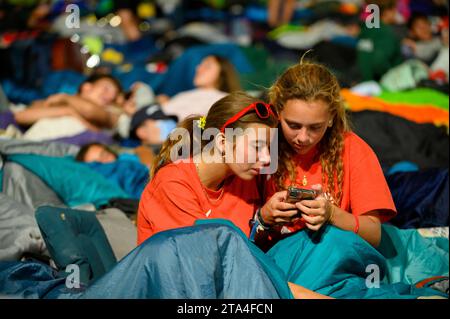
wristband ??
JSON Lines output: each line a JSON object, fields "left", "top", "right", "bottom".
{"left": 257, "top": 208, "right": 271, "bottom": 229}
{"left": 249, "top": 209, "right": 269, "bottom": 242}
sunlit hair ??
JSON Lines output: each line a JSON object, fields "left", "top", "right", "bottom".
{"left": 268, "top": 61, "right": 351, "bottom": 205}
{"left": 151, "top": 91, "right": 278, "bottom": 179}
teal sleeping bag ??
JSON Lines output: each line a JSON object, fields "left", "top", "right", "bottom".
{"left": 0, "top": 220, "right": 446, "bottom": 299}
{"left": 378, "top": 224, "right": 449, "bottom": 285}
{"left": 267, "top": 224, "right": 448, "bottom": 299}
{"left": 7, "top": 154, "right": 129, "bottom": 208}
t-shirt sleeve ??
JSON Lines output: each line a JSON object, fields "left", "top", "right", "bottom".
{"left": 348, "top": 137, "right": 397, "bottom": 223}
{"left": 137, "top": 179, "right": 204, "bottom": 244}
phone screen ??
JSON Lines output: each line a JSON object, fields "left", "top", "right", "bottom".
{"left": 286, "top": 187, "right": 316, "bottom": 203}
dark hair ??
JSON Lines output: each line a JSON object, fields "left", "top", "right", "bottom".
{"left": 77, "top": 73, "right": 123, "bottom": 94}
{"left": 151, "top": 91, "right": 278, "bottom": 178}
{"left": 210, "top": 55, "right": 242, "bottom": 93}
{"left": 407, "top": 12, "right": 429, "bottom": 30}
{"left": 75, "top": 142, "right": 118, "bottom": 162}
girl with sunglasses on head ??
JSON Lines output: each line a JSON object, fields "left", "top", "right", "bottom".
{"left": 137, "top": 91, "right": 278, "bottom": 243}
{"left": 137, "top": 91, "right": 333, "bottom": 299}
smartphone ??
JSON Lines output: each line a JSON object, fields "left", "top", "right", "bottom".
{"left": 286, "top": 186, "right": 317, "bottom": 203}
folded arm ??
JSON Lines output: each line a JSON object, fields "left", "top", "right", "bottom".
{"left": 14, "top": 104, "right": 76, "bottom": 126}
{"left": 58, "top": 94, "right": 118, "bottom": 129}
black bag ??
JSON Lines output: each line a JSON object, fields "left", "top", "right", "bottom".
{"left": 102, "top": 198, "right": 140, "bottom": 216}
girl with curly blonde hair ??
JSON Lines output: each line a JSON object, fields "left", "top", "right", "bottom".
{"left": 257, "top": 61, "right": 397, "bottom": 248}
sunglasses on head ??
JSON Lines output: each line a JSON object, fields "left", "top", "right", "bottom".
{"left": 220, "top": 102, "right": 278, "bottom": 133}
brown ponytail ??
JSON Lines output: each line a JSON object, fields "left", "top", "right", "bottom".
{"left": 151, "top": 115, "right": 201, "bottom": 178}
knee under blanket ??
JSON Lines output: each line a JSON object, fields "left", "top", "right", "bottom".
{"left": 0, "top": 221, "right": 446, "bottom": 299}
{"left": 267, "top": 225, "right": 448, "bottom": 299}
{"left": 0, "top": 220, "right": 292, "bottom": 299}
{"left": 79, "top": 220, "right": 291, "bottom": 299}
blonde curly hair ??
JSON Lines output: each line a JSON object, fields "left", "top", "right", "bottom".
{"left": 268, "top": 61, "right": 351, "bottom": 205}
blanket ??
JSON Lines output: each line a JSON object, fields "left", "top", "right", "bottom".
{"left": 2, "top": 161, "right": 64, "bottom": 209}
{"left": 7, "top": 154, "right": 130, "bottom": 208}
{"left": 0, "top": 221, "right": 447, "bottom": 299}
{"left": 387, "top": 169, "right": 449, "bottom": 229}
{"left": 0, "top": 221, "right": 292, "bottom": 299}
{"left": 267, "top": 224, "right": 448, "bottom": 299}
{"left": 342, "top": 89, "right": 449, "bottom": 127}
{"left": 379, "top": 224, "right": 449, "bottom": 285}
{"left": 0, "top": 138, "right": 79, "bottom": 158}
{"left": 350, "top": 110, "right": 449, "bottom": 170}
{"left": 85, "top": 159, "right": 149, "bottom": 200}
{"left": 0, "top": 194, "right": 46, "bottom": 261}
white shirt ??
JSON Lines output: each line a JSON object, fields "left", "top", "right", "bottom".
{"left": 162, "top": 88, "right": 227, "bottom": 121}
{"left": 23, "top": 116, "right": 87, "bottom": 141}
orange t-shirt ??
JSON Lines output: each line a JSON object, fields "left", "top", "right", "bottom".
{"left": 266, "top": 131, "right": 397, "bottom": 232}
{"left": 137, "top": 160, "right": 261, "bottom": 245}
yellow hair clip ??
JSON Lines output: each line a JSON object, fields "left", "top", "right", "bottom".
{"left": 197, "top": 116, "right": 206, "bottom": 130}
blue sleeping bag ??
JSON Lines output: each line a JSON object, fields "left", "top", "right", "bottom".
{"left": 7, "top": 154, "right": 130, "bottom": 208}
{"left": 0, "top": 220, "right": 292, "bottom": 299}
{"left": 267, "top": 224, "right": 448, "bottom": 299}
{"left": 0, "top": 220, "right": 446, "bottom": 299}
{"left": 386, "top": 168, "right": 449, "bottom": 229}
{"left": 84, "top": 159, "right": 149, "bottom": 199}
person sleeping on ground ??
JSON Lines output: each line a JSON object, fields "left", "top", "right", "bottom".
{"left": 75, "top": 142, "right": 155, "bottom": 168}
{"left": 157, "top": 55, "right": 242, "bottom": 122}
{"left": 12, "top": 73, "right": 127, "bottom": 140}
{"left": 128, "top": 104, "right": 178, "bottom": 154}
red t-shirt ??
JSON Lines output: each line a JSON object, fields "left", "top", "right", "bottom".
{"left": 137, "top": 160, "right": 261, "bottom": 245}
{"left": 266, "top": 132, "right": 397, "bottom": 232}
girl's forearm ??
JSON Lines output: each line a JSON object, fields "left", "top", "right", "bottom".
{"left": 14, "top": 106, "right": 75, "bottom": 126}
{"left": 330, "top": 206, "right": 381, "bottom": 247}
